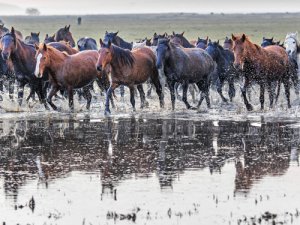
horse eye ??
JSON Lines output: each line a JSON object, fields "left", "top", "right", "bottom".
{"left": 293, "top": 41, "right": 296, "bottom": 44}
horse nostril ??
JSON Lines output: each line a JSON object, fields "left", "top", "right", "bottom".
{"left": 96, "top": 65, "right": 102, "bottom": 71}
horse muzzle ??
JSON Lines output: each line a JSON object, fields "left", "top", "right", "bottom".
{"left": 1, "top": 52, "right": 10, "bottom": 61}
{"left": 96, "top": 65, "right": 102, "bottom": 72}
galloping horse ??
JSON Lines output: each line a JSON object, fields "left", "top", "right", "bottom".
{"left": 0, "top": 27, "right": 48, "bottom": 109}
{"left": 54, "top": 25, "right": 75, "bottom": 47}
{"left": 25, "top": 32, "right": 40, "bottom": 45}
{"left": 34, "top": 44, "right": 105, "bottom": 111}
{"left": 96, "top": 39, "right": 164, "bottom": 115}
{"left": 196, "top": 37, "right": 209, "bottom": 49}
{"left": 156, "top": 39, "right": 214, "bottom": 110}
{"left": 169, "top": 32, "right": 195, "bottom": 48}
{"left": 206, "top": 40, "right": 237, "bottom": 102}
{"left": 232, "top": 34, "right": 291, "bottom": 111}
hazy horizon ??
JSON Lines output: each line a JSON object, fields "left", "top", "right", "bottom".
{"left": 0, "top": 0, "right": 300, "bottom": 15}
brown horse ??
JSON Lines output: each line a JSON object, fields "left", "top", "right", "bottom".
{"left": 54, "top": 25, "right": 75, "bottom": 47}
{"left": 232, "top": 34, "right": 291, "bottom": 111}
{"left": 0, "top": 24, "right": 23, "bottom": 40}
{"left": 34, "top": 44, "right": 105, "bottom": 111}
{"left": 96, "top": 39, "right": 164, "bottom": 115}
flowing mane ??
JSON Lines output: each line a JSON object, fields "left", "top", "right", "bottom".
{"left": 111, "top": 44, "right": 135, "bottom": 68}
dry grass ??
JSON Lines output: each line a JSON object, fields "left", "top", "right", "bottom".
{"left": 1, "top": 13, "right": 300, "bottom": 46}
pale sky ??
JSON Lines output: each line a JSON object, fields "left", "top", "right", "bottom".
{"left": 1, "top": 0, "right": 300, "bottom": 15}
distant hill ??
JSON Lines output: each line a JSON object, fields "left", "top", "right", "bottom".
{"left": 0, "top": 3, "right": 23, "bottom": 15}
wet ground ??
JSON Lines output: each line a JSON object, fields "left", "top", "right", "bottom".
{"left": 0, "top": 87, "right": 300, "bottom": 225}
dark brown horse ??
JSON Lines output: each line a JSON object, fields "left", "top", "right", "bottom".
{"left": 24, "top": 32, "right": 40, "bottom": 45}
{"left": 196, "top": 37, "right": 209, "bottom": 49}
{"left": 44, "top": 34, "right": 55, "bottom": 44}
{"left": 152, "top": 32, "right": 168, "bottom": 46}
{"left": 34, "top": 44, "right": 105, "bottom": 111}
{"left": 169, "top": 31, "right": 194, "bottom": 48}
{"left": 0, "top": 27, "right": 48, "bottom": 109}
{"left": 232, "top": 34, "right": 291, "bottom": 111}
{"left": 54, "top": 25, "right": 75, "bottom": 47}
{"left": 96, "top": 39, "right": 164, "bottom": 115}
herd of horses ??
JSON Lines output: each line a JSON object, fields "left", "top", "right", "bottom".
{"left": 0, "top": 24, "right": 300, "bottom": 115}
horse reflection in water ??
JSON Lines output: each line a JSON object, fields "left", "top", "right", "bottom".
{"left": 234, "top": 118, "right": 298, "bottom": 194}
{"left": 0, "top": 116, "right": 299, "bottom": 201}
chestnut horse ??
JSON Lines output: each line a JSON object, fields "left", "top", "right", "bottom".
{"left": 232, "top": 34, "right": 291, "bottom": 111}
{"left": 34, "top": 44, "right": 105, "bottom": 111}
{"left": 96, "top": 39, "right": 164, "bottom": 115}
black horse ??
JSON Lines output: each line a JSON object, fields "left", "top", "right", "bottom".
{"left": 152, "top": 32, "right": 168, "bottom": 46}
{"left": 156, "top": 39, "right": 214, "bottom": 110}
{"left": 205, "top": 40, "right": 237, "bottom": 102}
{"left": 77, "top": 37, "right": 97, "bottom": 51}
{"left": 0, "top": 27, "right": 49, "bottom": 109}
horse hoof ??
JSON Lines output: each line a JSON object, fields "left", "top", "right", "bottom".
{"left": 247, "top": 105, "right": 253, "bottom": 111}
{"left": 104, "top": 110, "right": 111, "bottom": 116}
{"left": 190, "top": 106, "right": 197, "bottom": 110}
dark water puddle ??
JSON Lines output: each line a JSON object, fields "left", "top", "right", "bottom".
{"left": 0, "top": 115, "right": 299, "bottom": 224}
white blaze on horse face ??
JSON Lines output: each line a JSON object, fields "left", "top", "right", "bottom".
{"left": 34, "top": 53, "right": 43, "bottom": 78}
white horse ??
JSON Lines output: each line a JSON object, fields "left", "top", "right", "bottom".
{"left": 285, "top": 32, "right": 300, "bottom": 96}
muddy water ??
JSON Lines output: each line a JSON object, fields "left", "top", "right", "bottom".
{"left": 0, "top": 111, "right": 299, "bottom": 225}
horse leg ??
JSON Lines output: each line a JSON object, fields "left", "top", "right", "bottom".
{"left": 283, "top": 78, "right": 291, "bottom": 108}
{"left": 268, "top": 81, "right": 276, "bottom": 109}
{"left": 241, "top": 78, "right": 253, "bottom": 111}
{"left": 182, "top": 82, "right": 191, "bottom": 109}
{"left": 167, "top": 80, "right": 176, "bottom": 110}
{"left": 158, "top": 68, "right": 165, "bottom": 99}
{"left": 292, "top": 73, "right": 300, "bottom": 97}
{"left": 0, "top": 79, "right": 3, "bottom": 92}
{"left": 120, "top": 85, "right": 125, "bottom": 101}
{"left": 216, "top": 77, "right": 228, "bottom": 102}
{"left": 47, "top": 85, "right": 59, "bottom": 110}
{"left": 17, "top": 81, "right": 26, "bottom": 106}
{"left": 67, "top": 87, "right": 74, "bottom": 111}
{"left": 83, "top": 86, "right": 92, "bottom": 110}
{"left": 105, "top": 83, "right": 119, "bottom": 115}
{"left": 136, "top": 84, "right": 147, "bottom": 109}
{"left": 8, "top": 79, "right": 14, "bottom": 100}
{"left": 189, "top": 84, "right": 196, "bottom": 104}
{"left": 204, "top": 81, "right": 211, "bottom": 109}
{"left": 275, "top": 80, "right": 281, "bottom": 104}
{"left": 151, "top": 72, "right": 164, "bottom": 108}
{"left": 26, "top": 87, "right": 35, "bottom": 102}
{"left": 259, "top": 83, "right": 265, "bottom": 111}
{"left": 228, "top": 77, "right": 236, "bottom": 102}
{"left": 36, "top": 80, "right": 50, "bottom": 110}
{"left": 129, "top": 86, "right": 136, "bottom": 111}
{"left": 175, "top": 83, "right": 182, "bottom": 100}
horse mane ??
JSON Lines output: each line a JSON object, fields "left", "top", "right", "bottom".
{"left": 111, "top": 44, "right": 135, "bottom": 68}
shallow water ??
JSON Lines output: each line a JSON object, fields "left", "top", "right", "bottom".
{"left": 1, "top": 84, "right": 300, "bottom": 224}
{"left": 0, "top": 110, "right": 300, "bottom": 225}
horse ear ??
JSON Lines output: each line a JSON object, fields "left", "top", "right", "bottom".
{"left": 217, "top": 40, "right": 219, "bottom": 44}
{"left": 181, "top": 31, "right": 185, "bottom": 36}
{"left": 45, "top": 34, "right": 49, "bottom": 38}
{"left": 172, "top": 31, "right": 175, "bottom": 35}
{"left": 43, "top": 43, "right": 47, "bottom": 51}
{"left": 31, "top": 32, "right": 33, "bottom": 36}
{"left": 154, "top": 32, "right": 157, "bottom": 37}
{"left": 206, "top": 36, "right": 209, "bottom": 42}
{"left": 232, "top": 34, "right": 237, "bottom": 41}
{"left": 263, "top": 37, "right": 265, "bottom": 41}
{"left": 114, "top": 31, "right": 119, "bottom": 36}
{"left": 198, "top": 37, "right": 200, "bottom": 41}
{"left": 164, "top": 32, "right": 168, "bottom": 37}
{"left": 271, "top": 37, "right": 274, "bottom": 41}
{"left": 209, "top": 39, "right": 211, "bottom": 43}
{"left": 67, "top": 25, "right": 71, "bottom": 30}
{"left": 105, "top": 31, "right": 108, "bottom": 34}
{"left": 52, "top": 34, "right": 55, "bottom": 39}
{"left": 37, "top": 32, "right": 40, "bottom": 37}
{"left": 11, "top": 27, "right": 15, "bottom": 35}
{"left": 241, "top": 34, "right": 246, "bottom": 42}
{"left": 35, "top": 44, "right": 39, "bottom": 51}
{"left": 99, "top": 38, "right": 104, "bottom": 47}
